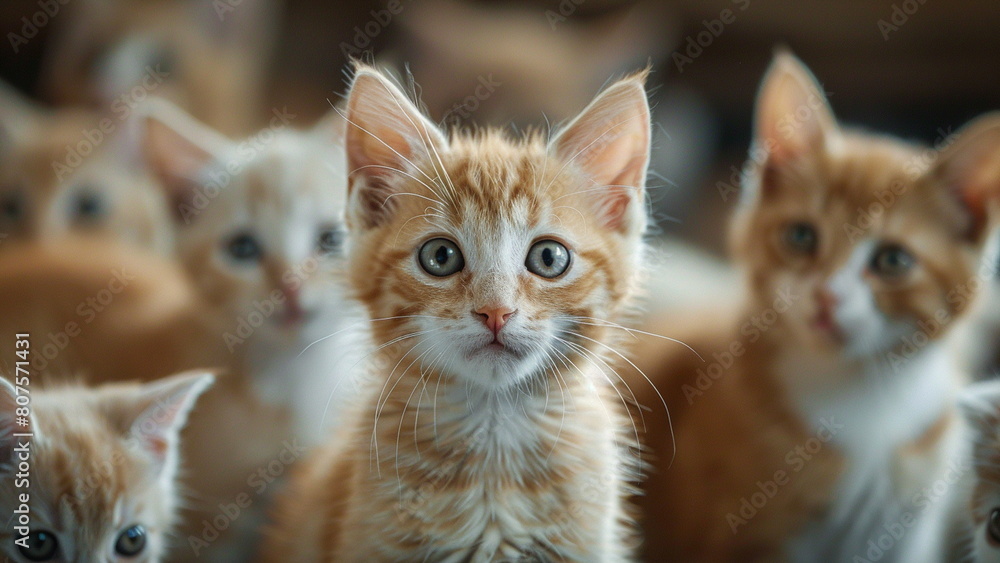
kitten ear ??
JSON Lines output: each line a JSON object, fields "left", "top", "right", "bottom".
{"left": 139, "top": 98, "right": 231, "bottom": 223}
{"left": 928, "top": 112, "right": 1000, "bottom": 242}
{"left": 0, "top": 378, "right": 32, "bottom": 464}
{"left": 0, "top": 80, "right": 44, "bottom": 152}
{"left": 549, "top": 71, "right": 651, "bottom": 233}
{"left": 754, "top": 51, "right": 836, "bottom": 168}
{"left": 344, "top": 65, "right": 447, "bottom": 228}
{"left": 118, "top": 371, "right": 214, "bottom": 474}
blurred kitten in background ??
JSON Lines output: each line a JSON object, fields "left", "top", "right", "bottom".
{"left": 140, "top": 99, "right": 366, "bottom": 560}
{"left": 631, "top": 52, "right": 1000, "bottom": 561}
{"left": 40, "top": 0, "right": 278, "bottom": 137}
{"left": 0, "top": 81, "right": 172, "bottom": 253}
{"left": 0, "top": 372, "right": 213, "bottom": 562}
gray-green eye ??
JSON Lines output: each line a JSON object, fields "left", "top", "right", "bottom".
{"left": 784, "top": 222, "right": 818, "bottom": 255}
{"left": 526, "top": 240, "right": 571, "bottom": 279}
{"left": 871, "top": 244, "right": 915, "bottom": 278}
{"left": 73, "top": 188, "right": 105, "bottom": 222}
{"left": 419, "top": 238, "right": 464, "bottom": 277}
{"left": 115, "top": 524, "right": 146, "bottom": 556}
{"left": 226, "top": 232, "right": 262, "bottom": 262}
{"left": 317, "top": 226, "right": 343, "bottom": 255}
{"left": 18, "top": 530, "right": 59, "bottom": 561}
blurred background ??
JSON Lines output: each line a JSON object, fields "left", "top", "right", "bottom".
{"left": 1, "top": 0, "right": 999, "bottom": 255}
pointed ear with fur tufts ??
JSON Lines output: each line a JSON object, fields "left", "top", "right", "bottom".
{"left": 112, "top": 371, "right": 214, "bottom": 477}
{"left": 927, "top": 112, "right": 1000, "bottom": 244}
{"left": 343, "top": 65, "right": 447, "bottom": 230}
{"left": 139, "top": 98, "right": 232, "bottom": 224}
{"left": 749, "top": 51, "right": 837, "bottom": 200}
{"left": 549, "top": 71, "right": 651, "bottom": 235}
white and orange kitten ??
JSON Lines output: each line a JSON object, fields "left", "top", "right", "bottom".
{"left": 263, "top": 64, "right": 651, "bottom": 561}
{"left": 0, "top": 82, "right": 171, "bottom": 253}
{"left": 0, "top": 372, "right": 213, "bottom": 562}
{"left": 140, "top": 98, "right": 366, "bottom": 442}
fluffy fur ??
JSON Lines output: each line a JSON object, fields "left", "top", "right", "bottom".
{"left": 262, "top": 64, "right": 652, "bottom": 561}
{"left": 0, "top": 81, "right": 171, "bottom": 253}
{"left": 0, "top": 372, "right": 213, "bottom": 562}
{"left": 628, "top": 52, "right": 1000, "bottom": 561}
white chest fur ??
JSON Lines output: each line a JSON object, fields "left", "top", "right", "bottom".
{"left": 778, "top": 343, "right": 959, "bottom": 562}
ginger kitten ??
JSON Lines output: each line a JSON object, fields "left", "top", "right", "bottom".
{"left": 262, "top": 64, "right": 651, "bottom": 561}
{"left": 0, "top": 82, "right": 171, "bottom": 253}
{"left": 0, "top": 372, "right": 213, "bottom": 562}
{"left": 631, "top": 52, "right": 1000, "bottom": 560}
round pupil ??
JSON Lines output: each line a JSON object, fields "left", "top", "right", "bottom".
{"left": 542, "top": 247, "right": 555, "bottom": 267}
{"left": 1, "top": 197, "right": 20, "bottom": 219}
{"left": 76, "top": 192, "right": 102, "bottom": 217}
{"left": 435, "top": 245, "right": 451, "bottom": 265}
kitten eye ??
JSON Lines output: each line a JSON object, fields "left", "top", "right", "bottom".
{"left": 783, "top": 222, "right": 818, "bottom": 255}
{"left": 525, "top": 240, "right": 571, "bottom": 279}
{"left": 73, "top": 188, "right": 105, "bottom": 221}
{"left": 115, "top": 524, "right": 147, "bottom": 556}
{"left": 317, "top": 226, "right": 343, "bottom": 255}
{"left": 17, "top": 530, "right": 59, "bottom": 561}
{"left": 418, "top": 238, "right": 464, "bottom": 277}
{"left": 988, "top": 508, "right": 1000, "bottom": 546}
{"left": 0, "top": 192, "right": 23, "bottom": 222}
{"left": 226, "top": 232, "right": 262, "bottom": 262}
{"left": 870, "top": 244, "right": 915, "bottom": 278}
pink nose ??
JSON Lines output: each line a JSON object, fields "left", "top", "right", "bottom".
{"left": 475, "top": 306, "right": 516, "bottom": 336}
{"left": 815, "top": 287, "right": 838, "bottom": 313}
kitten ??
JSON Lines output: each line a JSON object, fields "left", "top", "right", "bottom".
{"left": 629, "top": 52, "right": 1000, "bottom": 561}
{"left": 0, "top": 81, "right": 171, "bottom": 253}
{"left": 40, "top": 0, "right": 277, "bottom": 137}
{"left": 262, "top": 64, "right": 651, "bottom": 561}
{"left": 140, "top": 100, "right": 365, "bottom": 560}
{"left": 0, "top": 371, "right": 213, "bottom": 562}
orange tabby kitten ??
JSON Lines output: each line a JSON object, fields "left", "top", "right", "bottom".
{"left": 263, "top": 64, "right": 651, "bottom": 561}
{"left": 40, "top": 0, "right": 277, "bottom": 137}
{"left": 0, "top": 82, "right": 171, "bottom": 253}
{"left": 0, "top": 371, "right": 213, "bottom": 562}
{"left": 630, "top": 52, "right": 1000, "bottom": 561}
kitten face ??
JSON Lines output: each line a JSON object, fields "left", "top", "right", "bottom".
{"left": 733, "top": 53, "right": 1000, "bottom": 359}
{"left": 343, "top": 66, "right": 649, "bottom": 390}
{"left": 0, "top": 373, "right": 212, "bottom": 563}
{"left": 142, "top": 101, "right": 348, "bottom": 341}
{"left": 0, "top": 89, "right": 170, "bottom": 252}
